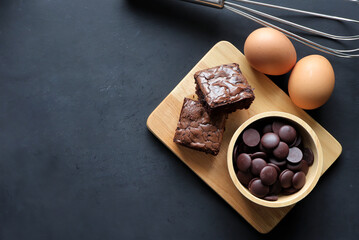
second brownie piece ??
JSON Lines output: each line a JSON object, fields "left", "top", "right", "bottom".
{"left": 173, "top": 98, "right": 226, "bottom": 156}
{"left": 195, "top": 63, "right": 255, "bottom": 113}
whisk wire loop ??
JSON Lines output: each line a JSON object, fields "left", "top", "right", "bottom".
{"left": 181, "top": 0, "right": 359, "bottom": 58}
{"left": 225, "top": 5, "right": 359, "bottom": 58}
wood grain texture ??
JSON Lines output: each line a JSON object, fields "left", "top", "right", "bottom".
{"left": 146, "top": 41, "right": 342, "bottom": 233}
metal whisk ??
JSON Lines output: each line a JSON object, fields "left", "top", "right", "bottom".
{"left": 182, "top": 0, "right": 359, "bottom": 58}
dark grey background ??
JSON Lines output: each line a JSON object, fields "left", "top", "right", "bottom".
{"left": 0, "top": 0, "right": 358, "bottom": 239}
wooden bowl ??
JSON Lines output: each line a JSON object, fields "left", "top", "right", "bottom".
{"left": 227, "top": 111, "right": 323, "bottom": 208}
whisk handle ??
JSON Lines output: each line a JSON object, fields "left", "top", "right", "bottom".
{"left": 181, "top": 0, "right": 224, "bottom": 8}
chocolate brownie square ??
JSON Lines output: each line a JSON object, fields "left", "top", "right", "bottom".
{"left": 195, "top": 63, "right": 255, "bottom": 113}
{"left": 173, "top": 98, "right": 226, "bottom": 156}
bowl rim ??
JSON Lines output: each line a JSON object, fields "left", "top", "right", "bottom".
{"left": 227, "top": 111, "right": 323, "bottom": 208}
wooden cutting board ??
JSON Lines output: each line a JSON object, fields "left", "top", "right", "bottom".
{"left": 146, "top": 41, "right": 342, "bottom": 233}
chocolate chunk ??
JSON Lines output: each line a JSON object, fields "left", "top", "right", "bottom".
{"left": 251, "top": 158, "right": 267, "bottom": 176}
{"left": 292, "top": 171, "right": 306, "bottom": 189}
{"left": 261, "top": 132, "right": 280, "bottom": 149}
{"left": 237, "top": 171, "right": 253, "bottom": 187}
{"left": 173, "top": 98, "right": 226, "bottom": 155}
{"left": 302, "top": 147, "right": 314, "bottom": 166}
{"left": 278, "top": 125, "right": 297, "bottom": 144}
{"left": 279, "top": 169, "right": 294, "bottom": 188}
{"left": 273, "top": 141, "right": 289, "bottom": 160}
{"left": 236, "top": 153, "right": 252, "bottom": 172}
{"left": 194, "top": 63, "right": 255, "bottom": 113}
{"left": 251, "top": 151, "right": 267, "bottom": 160}
{"left": 243, "top": 128, "right": 260, "bottom": 147}
{"left": 260, "top": 166, "right": 278, "bottom": 185}
{"left": 287, "top": 147, "right": 303, "bottom": 164}
{"left": 249, "top": 179, "right": 269, "bottom": 198}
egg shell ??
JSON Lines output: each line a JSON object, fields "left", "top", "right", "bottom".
{"left": 244, "top": 27, "right": 297, "bottom": 76}
{"left": 288, "top": 55, "right": 335, "bottom": 110}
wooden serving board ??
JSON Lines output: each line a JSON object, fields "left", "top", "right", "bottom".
{"left": 146, "top": 41, "right": 342, "bottom": 233}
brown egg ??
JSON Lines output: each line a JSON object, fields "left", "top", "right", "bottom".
{"left": 244, "top": 27, "right": 297, "bottom": 75}
{"left": 288, "top": 55, "right": 335, "bottom": 110}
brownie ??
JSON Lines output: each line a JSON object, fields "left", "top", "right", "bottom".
{"left": 194, "top": 63, "right": 255, "bottom": 113}
{"left": 173, "top": 98, "right": 226, "bottom": 156}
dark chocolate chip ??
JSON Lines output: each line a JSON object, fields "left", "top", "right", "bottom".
{"left": 279, "top": 169, "right": 294, "bottom": 188}
{"left": 272, "top": 121, "right": 285, "bottom": 135}
{"left": 237, "top": 171, "right": 253, "bottom": 187}
{"left": 260, "top": 166, "right": 278, "bottom": 185}
{"left": 287, "top": 147, "right": 303, "bottom": 164}
{"left": 251, "top": 151, "right": 267, "bottom": 160}
{"left": 267, "top": 163, "right": 281, "bottom": 174}
{"left": 233, "top": 144, "right": 239, "bottom": 162}
{"left": 269, "top": 180, "right": 282, "bottom": 195}
{"left": 259, "top": 143, "right": 270, "bottom": 153}
{"left": 251, "top": 158, "right": 267, "bottom": 176}
{"left": 235, "top": 118, "right": 312, "bottom": 198}
{"left": 279, "top": 125, "right": 297, "bottom": 144}
{"left": 289, "top": 136, "right": 297, "bottom": 148}
{"left": 262, "top": 124, "right": 273, "bottom": 134}
{"left": 238, "top": 142, "right": 251, "bottom": 154}
{"left": 242, "top": 128, "right": 260, "bottom": 147}
{"left": 264, "top": 195, "right": 278, "bottom": 201}
{"left": 294, "top": 135, "right": 302, "bottom": 147}
{"left": 269, "top": 158, "right": 286, "bottom": 168}
{"left": 287, "top": 160, "right": 303, "bottom": 172}
{"left": 292, "top": 171, "right": 306, "bottom": 189}
{"left": 236, "top": 153, "right": 252, "bottom": 172}
{"left": 302, "top": 147, "right": 314, "bottom": 166}
{"left": 282, "top": 187, "right": 298, "bottom": 195}
{"left": 249, "top": 179, "right": 269, "bottom": 198}
{"left": 301, "top": 160, "right": 309, "bottom": 175}
{"left": 248, "top": 178, "right": 257, "bottom": 189}
{"left": 273, "top": 141, "right": 289, "bottom": 160}
{"left": 261, "top": 132, "right": 280, "bottom": 149}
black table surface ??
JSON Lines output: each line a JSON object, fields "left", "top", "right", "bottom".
{"left": 0, "top": 0, "right": 358, "bottom": 239}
